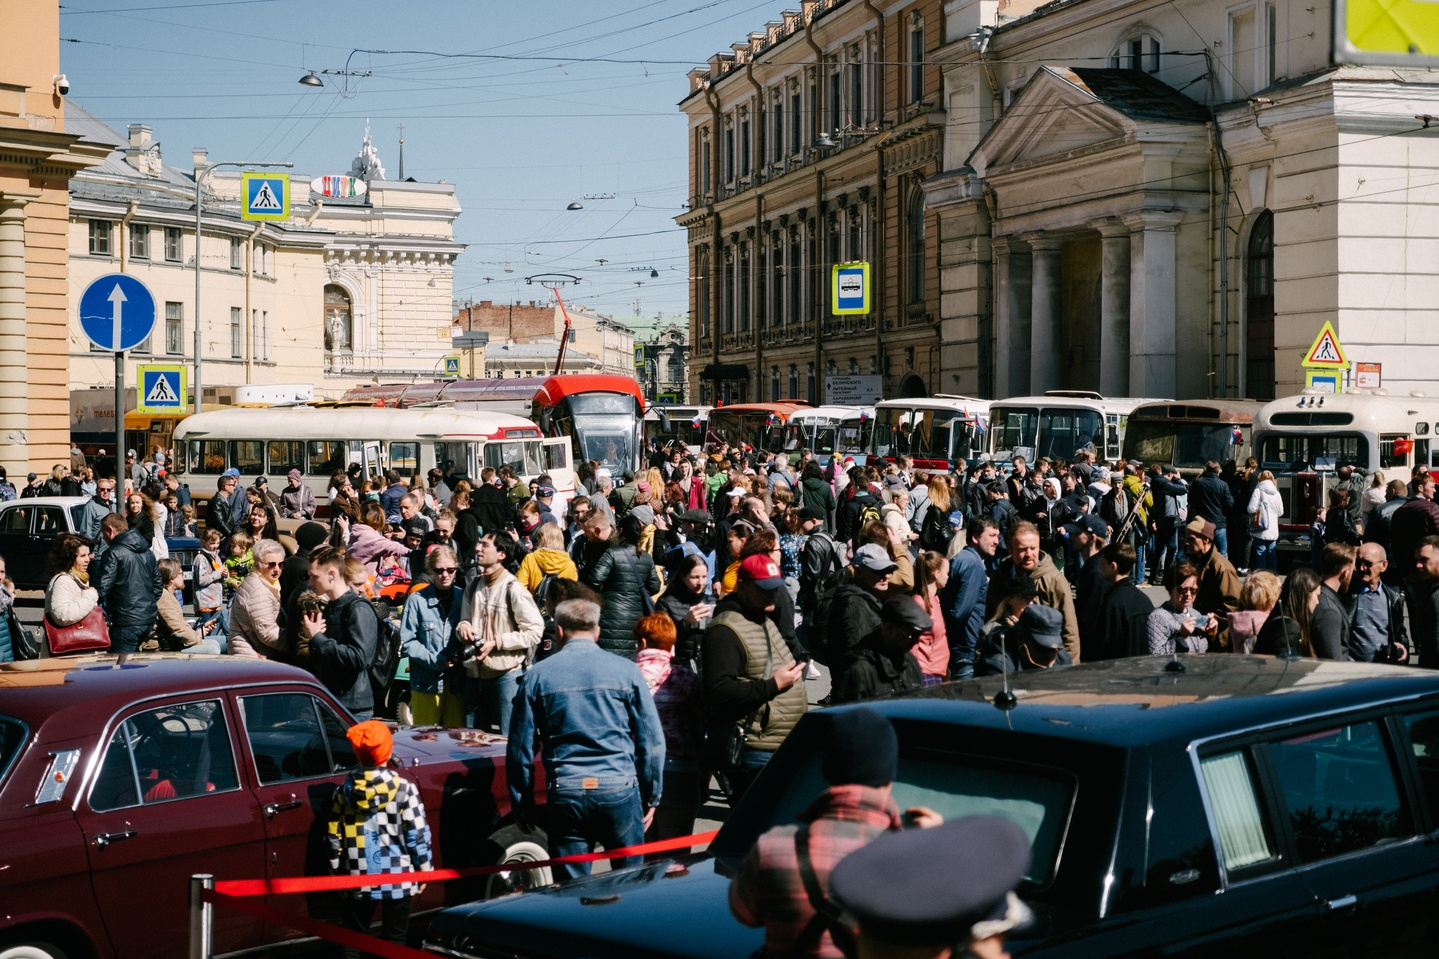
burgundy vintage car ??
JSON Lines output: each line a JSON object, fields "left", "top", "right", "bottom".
{"left": 0, "top": 654, "right": 550, "bottom": 959}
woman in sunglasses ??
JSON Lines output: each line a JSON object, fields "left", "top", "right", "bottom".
{"left": 227, "top": 538, "right": 288, "bottom": 659}
{"left": 400, "top": 546, "right": 466, "bottom": 726}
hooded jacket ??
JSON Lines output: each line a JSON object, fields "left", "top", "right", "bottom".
{"left": 516, "top": 547, "right": 578, "bottom": 595}
{"left": 589, "top": 544, "right": 662, "bottom": 658}
{"left": 825, "top": 581, "right": 885, "bottom": 672}
{"left": 1247, "top": 479, "right": 1283, "bottom": 543}
{"left": 310, "top": 589, "right": 379, "bottom": 713}
{"left": 347, "top": 522, "right": 410, "bottom": 575}
{"left": 326, "top": 767, "right": 432, "bottom": 899}
{"left": 94, "top": 527, "right": 161, "bottom": 628}
{"left": 799, "top": 475, "right": 837, "bottom": 528}
{"left": 986, "top": 551, "right": 1082, "bottom": 662}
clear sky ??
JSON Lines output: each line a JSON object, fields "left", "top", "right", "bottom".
{"left": 58, "top": 0, "right": 781, "bottom": 323}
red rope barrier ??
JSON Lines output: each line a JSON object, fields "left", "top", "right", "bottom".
{"left": 209, "top": 829, "right": 719, "bottom": 897}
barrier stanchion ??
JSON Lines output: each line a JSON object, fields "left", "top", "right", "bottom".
{"left": 188, "top": 873, "right": 214, "bottom": 959}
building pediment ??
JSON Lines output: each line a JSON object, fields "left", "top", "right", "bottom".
{"left": 970, "top": 67, "right": 1210, "bottom": 177}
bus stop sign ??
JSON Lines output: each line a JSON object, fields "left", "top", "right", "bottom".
{"left": 831, "top": 262, "right": 870, "bottom": 315}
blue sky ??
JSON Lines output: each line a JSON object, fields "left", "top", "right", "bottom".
{"left": 59, "top": 0, "right": 781, "bottom": 321}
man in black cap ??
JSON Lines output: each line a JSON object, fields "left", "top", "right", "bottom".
{"left": 831, "top": 596, "right": 930, "bottom": 704}
{"left": 823, "top": 544, "right": 896, "bottom": 677}
{"left": 1062, "top": 513, "right": 1111, "bottom": 652}
{"left": 730, "top": 707, "right": 941, "bottom": 959}
{"left": 797, "top": 506, "right": 843, "bottom": 651}
{"left": 828, "top": 815, "right": 1031, "bottom": 959}
{"left": 19, "top": 472, "right": 40, "bottom": 499}
{"left": 975, "top": 604, "right": 1072, "bottom": 676}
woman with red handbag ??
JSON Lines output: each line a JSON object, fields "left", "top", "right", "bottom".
{"left": 44, "top": 533, "right": 106, "bottom": 655}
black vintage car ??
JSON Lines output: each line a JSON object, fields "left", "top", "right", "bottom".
{"left": 425, "top": 656, "right": 1439, "bottom": 959}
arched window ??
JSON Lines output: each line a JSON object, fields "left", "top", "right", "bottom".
{"left": 788, "top": 364, "right": 799, "bottom": 398}
{"left": 771, "top": 366, "right": 781, "bottom": 402}
{"left": 696, "top": 248, "right": 711, "bottom": 339}
{"left": 324, "top": 285, "right": 352, "bottom": 353}
{"left": 1110, "top": 33, "right": 1162, "bottom": 73}
{"left": 907, "top": 189, "right": 926, "bottom": 303}
{"left": 1245, "top": 210, "right": 1276, "bottom": 400}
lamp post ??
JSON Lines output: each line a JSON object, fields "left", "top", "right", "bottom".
{"left": 193, "top": 160, "right": 292, "bottom": 413}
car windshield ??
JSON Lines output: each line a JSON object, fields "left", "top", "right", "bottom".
{"left": 715, "top": 723, "right": 1075, "bottom": 886}
{"left": 0, "top": 716, "right": 26, "bottom": 785}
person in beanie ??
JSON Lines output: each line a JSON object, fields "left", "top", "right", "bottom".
{"left": 279, "top": 468, "right": 317, "bottom": 520}
{"left": 827, "top": 815, "right": 1031, "bottom": 959}
{"left": 328, "top": 720, "right": 432, "bottom": 958}
{"left": 729, "top": 707, "right": 942, "bottom": 958}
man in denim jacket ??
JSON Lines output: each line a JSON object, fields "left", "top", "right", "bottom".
{"left": 507, "top": 597, "right": 665, "bottom": 880}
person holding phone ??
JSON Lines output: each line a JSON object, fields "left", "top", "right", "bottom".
{"left": 1147, "top": 562, "right": 1213, "bottom": 656}
{"left": 657, "top": 553, "right": 714, "bottom": 669}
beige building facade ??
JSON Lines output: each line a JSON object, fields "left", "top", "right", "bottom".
{"left": 0, "top": 2, "right": 107, "bottom": 477}
{"left": 929, "top": 0, "right": 1439, "bottom": 401}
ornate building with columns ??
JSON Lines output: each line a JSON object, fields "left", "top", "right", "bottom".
{"left": 928, "top": 0, "right": 1439, "bottom": 401}
{"left": 0, "top": 3, "right": 108, "bottom": 476}
{"left": 679, "top": 0, "right": 947, "bottom": 406}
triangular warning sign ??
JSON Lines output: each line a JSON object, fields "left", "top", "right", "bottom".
{"left": 251, "top": 181, "right": 282, "bottom": 211}
{"left": 1302, "top": 321, "right": 1349, "bottom": 367}
{"left": 145, "top": 374, "right": 179, "bottom": 404}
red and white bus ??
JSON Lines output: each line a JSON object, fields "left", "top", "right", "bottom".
{"left": 868, "top": 396, "right": 991, "bottom": 471}
{"left": 704, "top": 402, "right": 812, "bottom": 456}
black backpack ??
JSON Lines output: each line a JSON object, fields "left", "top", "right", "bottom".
{"left": 918, "top": 504, "right": 956, "bottom": 553}
{"left": 367, "top": 599, "right": 402, "bottom": 693}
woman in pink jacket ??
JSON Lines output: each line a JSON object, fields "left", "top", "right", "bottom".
{"left": 346, "top": 502, "right": 411, "bottom": 576}
{"left": 911, "top": 551, "right": 950, "bottom": 684}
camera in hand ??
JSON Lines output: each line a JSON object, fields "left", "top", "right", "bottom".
{"left": 446, "top": 639, "right": 480, "bottom": 669}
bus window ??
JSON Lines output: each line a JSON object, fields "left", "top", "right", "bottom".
{"left": 268, "top": 441, "right": 304, "bottom": 476}
{"left": 1379, "top": 434, "right": 1410, "bottom": 471}
{"left": 992, "top": 408, "right": 1039, "bottom": 459}
{"left": 187, "top": 440, "right": 226, "bottom": 474}
{"left": 484, "top": 440, "right": 543, "bottom": 477}
{"left": 389, "top": 442, "right": 419, "bottom": 477}
{"left": 1418, "top": 439, "right": 1431, "bottom": 469}
{"left": 543, "top": 437, "right": 571, "bottom": 474}
{"left": 433, "top": 442, "right": 470, "bottom": 476}
{"left": 306, "top": 441, "right": 346, "bottom": 476}
{"left": 1258, "top": 434, "right": 1367, "bottom": 472}
{"left": 230, "top": 440, "right": 264, "bottom": 475}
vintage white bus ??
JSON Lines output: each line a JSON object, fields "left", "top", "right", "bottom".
{"left": 774, "top": 405, "right": 874, "bottom": 465}
{"left": 868, "top": 396, "right": 992, "bottom": 471}
{"left": 1252, "top": 390, "right": 1439, "bottom": 546}
{"left": 1121, "top": 400, "right": 1266, "bottom": 477}
{"left": 173, "top": 405, "right": 575, "bottom": 509}
{"left": 986, "top": 392, "right": 1162, "bottom": 465}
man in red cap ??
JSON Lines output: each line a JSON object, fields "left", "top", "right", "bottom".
{"left": 703, "top": 554, "right": 807, "bottom": 800}
{"left": 327, "top": 720, "right": 432, "bottom": 957}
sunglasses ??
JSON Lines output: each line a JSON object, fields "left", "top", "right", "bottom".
{"left": 261, "top": 561, "right": 283, "bottom": 569}
{"left": 433, "top": 566, "right": 459, "bottom": 574}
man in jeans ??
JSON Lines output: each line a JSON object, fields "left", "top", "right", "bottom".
{"left": 507, "top": 597, "right": 665, "bottom": 880}
{"left": 458, "top": 533, "right": 543, "bottom": 736}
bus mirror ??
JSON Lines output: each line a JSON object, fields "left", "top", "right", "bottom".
{"left": 658, "top": 409, "right": 672, "bottom": 432}
{"left": 539, "top": 409, "right": 553, "bottom": 432}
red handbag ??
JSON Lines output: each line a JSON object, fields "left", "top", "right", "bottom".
{"left": 43, "top": 606, "right": 111, "bottom": 655}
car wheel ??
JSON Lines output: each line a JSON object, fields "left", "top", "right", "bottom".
{"left": 0, "top": 943, "right": 70, "bottom": 959}
{"left": 394, "top": 693, "right": 413, "bottom": 727}
{"left": 482, "top": 825, "right": 553, "bottom": 899}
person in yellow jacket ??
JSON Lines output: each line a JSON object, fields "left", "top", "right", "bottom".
{"left": 516, "top": 522, "right": 579, "bottom": 597}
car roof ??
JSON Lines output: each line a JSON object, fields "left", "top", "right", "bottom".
{"left": 0, "top": 654, "right": 322, "bottom": 734}
{"left": 0, "top": 496, "right": 89, "bottom": 508}
{"left": 865, "top": 656, "right": 1439, "bottom": 748}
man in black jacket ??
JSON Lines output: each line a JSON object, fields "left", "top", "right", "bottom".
{"left": 1189, "top": 461, "right": 1235, "bottom": 561}
{"left": 831, "top": 597, "right": 929, "bottom": 704}
{"left": 1311, "top": 543, "right": 1356, "bottom": 661}
{"left": 302, "top": 546, "right": 379, "bottom": 720}
{"left": 207, "top": 472, "right": 239, "bottom": 543}
{"left": 1090, "top": 543, "right": 1154, "bottom": 660}
{"left": 95, "top": 513, "right": 162, "bottom": 653}
{"left": 1345, "top": 542, "right": 1409, "bottom": 663}
{"left": 824, "top": 544, "right": 894, "bottom": 673}
{"left": 796, "top": 507, "right": 842, "bottom": 620}
{"left": 280, "top": 522, "right": 330, "bottom": 655}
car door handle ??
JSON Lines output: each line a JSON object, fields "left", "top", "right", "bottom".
{"left": 263, "top": 800, "right": 303, "bottom": 818}
{"left": 1324, "top": 894, "right": 1358, "bottom": 911}
{"left": 94, "top": 829, "right": 136, "bottom": 849}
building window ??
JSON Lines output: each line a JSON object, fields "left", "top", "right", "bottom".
{"left": 808, "top": 77, "right": 819, "bottom": 145}
{"left": 756, "top": 243, "right": 768, "bottom": 329}
{"left": 1110, "top": 33, "right": 1161, "bottom": 73}
{"left": 771, "top": 366, "right": 780, "bottom": 402}
{"left": 700, "top": 136, "right": 712, "bottom": 198}
{"left": 849, "top": 55, "right": 864, "bottom": 123}
{"left": 848, "top": 208, "right": 864, "bottom": 261}
{"left": 739, "top": 111, "right": 751, "bottom": 177}
{"left": 788, "top": 364, "right": 799, "bottom": 398}
{"left": 790, "top": 87, "right": 802, "bottom": 154}
{"left": 770, "top": 233, "right": 784, "bottom": 325}
{"left": 697, "top": 249, "right": 711, "bottom": 339}
{"left": 165, "top": 302, "right": 183, "bottom": 355}
{"left": 129, "top": 225, "right": 149, "bottom": 260}
{"left": 909, "top": 14, "right": 925, "bottom": 103}
{"left": 724, "top": 123, "right": 735, "bottom": 183}
{"left": 1266, "top": 4, "right": 1280, "bottom": 84}
{"left": 324, "top": 285, "right": 352, "bottom": 353}
{"left": 721, "top": 249, "right": 735, "bottom": 334}
{"left": 772, "top": 95, "right": 785, "bottom": 163}
{"left": 806, "top": 362, "right": 817, "bottom": 404}
{"left": 1245, "top": 210, "right": 1275, "bottom": 401}
{"left": 827, "top": 58, "right": 842, "bottom": 133}
{"left": 738, "top": 242, "right": 751, "bottom": 332}
{"left": 229, "top": 238, "right": 243, "bottom": 270}
{"left": 907, "top": 189, "right": 926, "bottom": 303}
{"left": 88, "top": 220, "right": 113, "bottom": 256}
{"left": 164, "top": 226, "right": 182, "bottom": 262}
{"left": 230, "top": 307, "right": 242, "bottom": 358}
{"left": 848, "top": 357, "right": 860, "bottom": 375}
{"left": 787, "top": 227, "right": 802, "bottom": 326}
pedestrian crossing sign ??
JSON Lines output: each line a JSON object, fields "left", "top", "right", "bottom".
{"left": 1302, "top": 321, "right": 1349, "bottom": 368}
{"left": 242, "top": 172, "right": 290, "bottom": 221}
{"left": 136, "top": 364, "right": 188, "bottom": 414}
{"left": 443, "top": 355, "right": 461, "bottom": 377}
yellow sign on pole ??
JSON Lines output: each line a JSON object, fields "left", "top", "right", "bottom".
{"left": 1336, "top": 0, "right": 1439, "bottom": 66}
{"left": 443, "top": 356, "right": 461, "bottom": 377}
{"left": 1302, "top": 321, "right": 1349, "bottom": 368}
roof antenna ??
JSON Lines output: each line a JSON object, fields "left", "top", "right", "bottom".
{"left": 994, "top": 632, "right": 1017, "bottom": 711}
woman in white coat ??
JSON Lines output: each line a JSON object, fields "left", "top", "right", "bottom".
{"left": 1247, "top": 470, "right": 1284, "bottom": 572}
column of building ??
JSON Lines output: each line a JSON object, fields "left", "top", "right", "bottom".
{"left": 0, "top": 198, "right": 33, "bottom": 475}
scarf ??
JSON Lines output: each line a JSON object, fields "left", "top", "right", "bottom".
{"left": 69, "top": 567, "right": 90, "bottom": 586}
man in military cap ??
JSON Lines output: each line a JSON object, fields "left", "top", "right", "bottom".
{"left": 730, "top": 707, "right": 941, "bottom": 958}
{"left": 828, "top": 815, "right": 1032, "bottom": 959}
{"left": 831, "top": 596, "right": 930, "bottom": 704}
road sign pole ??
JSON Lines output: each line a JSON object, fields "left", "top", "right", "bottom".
{"left": 114, "top": 352, "right": 125, "bottom": 505}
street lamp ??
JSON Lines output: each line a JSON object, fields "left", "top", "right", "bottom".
{"left": 194, "top": 160, "right": 292, "bottom": 413}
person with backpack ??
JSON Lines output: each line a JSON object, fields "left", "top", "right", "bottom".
{"left": 517, "top": 521, "right": 578, "bottom": 602}
{"left": 400, "top": 545, "right": 466, "bottom": 727}
{"left": 836, "top": 467, "right": 883, "bottom": 550}
{"left": 797, "top": 508, "right": 843, "bottom": 655}
{"left": 986, "top": 480, "right": 1020, "bottom": 543}
{"left": 300, "top": 546, "right": 380, "bottom": 721}
{"left": 456, "top": 532, "right": 544, "bottom": 735}
{"left": 916, "top": 475, "right": 956, "bottom": 555}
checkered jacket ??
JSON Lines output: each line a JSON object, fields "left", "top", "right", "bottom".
{"left": 729, "top": 784, "right": 902, "bottom": 958}
{"left": 327, "top": 768, "right": 433, "bottom": 900}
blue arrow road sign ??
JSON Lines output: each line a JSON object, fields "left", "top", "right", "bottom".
{"left": 78, "top": 273, "right": 157, "bottom": 352}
